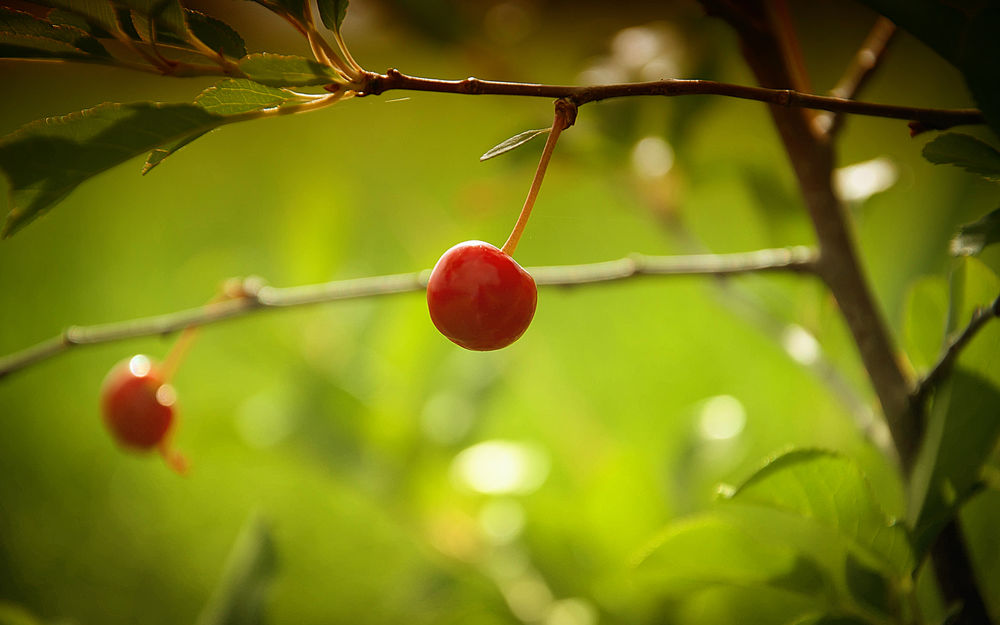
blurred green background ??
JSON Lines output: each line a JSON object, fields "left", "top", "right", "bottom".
{"left": 0, "top": 1, "right": 997, "bottom": 624}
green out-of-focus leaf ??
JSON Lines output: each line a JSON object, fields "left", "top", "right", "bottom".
{"left": 115, "top": 0, "right": 189, "bottom": 38}
{"left": 951, "top": 207, "right": 1000, "bottom": 258}
{"left": 480, "top": 127, "right": 550, "bottom": 162}
{"left": 0, "top": 8, "right": 109, "bottom": 57}
{"left": 634, "top": 513, "right": 829, "bottom": 600}
{"left": 141, "top": 130, "right": 211, "bottom": 174}
{"left": 922, "top": 133, "right": 1000, "bottom": 182}
{"left": 789, "top": 615, "right": 877, "bottom": 625}
{"left": 0, "top": 33, "right": 98, "bottom": 60}
{"left": 903, "top": 275, "right": 949, "bottom": 372}
{"left": 243, "top": 0, "right": 308, "bottom": 22}
{"left": 723, "top": 449, "right": 914, "bottom": 578}
{"left": 47, "top": 9, "right": 111, "bottom": 37}
{"left": 0, "top": 601, "right": 48, "bottom": 625}
{"left": 947, "top": 256, "right": 1000, "bottom": 335}
{"left": 195, "top": 514, "right": 277, "bottom": 625}
{"left": 47, "top": 0, "right": 122, "bottom": 36}
{"left": 195, "top": 78, "right": 296, "bottom": 115}
{"left": 239, "top": 53, "right": 343, "bottom": 87}
{"left": 910, "top": 369, "right": 1000, "bottom": 557}
{"left": 317, "top": 0, "right": 349, "bottom": 32}
{"left": 844, "top": 552, "right": 891, "bottom": 616}
{"left": 0, "top": 102, "right": 226, "bottom": 237}
{"left": 856, "top": 2, "right": 1000, "bottom": 136}
{"left": 187, "top": 10, "right": 246, "bottom": 59}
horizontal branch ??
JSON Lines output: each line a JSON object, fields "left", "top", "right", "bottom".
{"left": 915, "top": 291, "right": 1000, "bottom": 404}
{"left": 0, "top": 247, "right": 818, "bottom": 380}
{"left": 359, "top": 69, "right": 984, "bottom": 130}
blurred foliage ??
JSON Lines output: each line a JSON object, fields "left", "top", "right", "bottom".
{"left": 1, "top": 1, "right": 999, "bottom": 624}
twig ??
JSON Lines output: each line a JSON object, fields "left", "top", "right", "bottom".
{"left": 915, "top": 293, "right": 1000, "bottom": 404}
{"left": 814, "top": 17, "right": 897, "bottom": 137}
{"left": 0, "top": 247, "right": 818, "bottom": 381}
{"left": 360, "top": 69, "right": 984, "bottom": 131}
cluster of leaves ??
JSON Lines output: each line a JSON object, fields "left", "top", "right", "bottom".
{"left": 0, "top": 0, "right": 353, "bottom": 237}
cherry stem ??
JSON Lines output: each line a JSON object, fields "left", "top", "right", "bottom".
{"left": 159, "top": 279, "right": 248, "bottom": 383}
{"left": 501, "top": 99, "right": 576, "bottom": 256}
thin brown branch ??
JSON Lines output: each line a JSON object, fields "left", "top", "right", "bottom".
{"left": 815, "top": 16, "right": 897, "bottom": 137}
{"left": 359, "top": 69, "right": 984, "bottom": 131}
{"left": 915, "top": 292, "right": 1000, "bottom": 405}
{"left": 0, "top": 247, "right": 818, "bottom": 381}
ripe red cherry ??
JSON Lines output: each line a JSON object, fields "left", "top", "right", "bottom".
{"left": 426, "top": 240, "right": 537, "bottom": 351}
{"left": 101, "top": 355, "right": 176, "bottom": 450}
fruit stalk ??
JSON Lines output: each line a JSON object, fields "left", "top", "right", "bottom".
{"left": 501, "top": 99, "right": 577, "bottom": 256}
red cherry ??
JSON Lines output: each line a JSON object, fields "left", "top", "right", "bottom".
{"left": 101, "top": 355, "right": 176, "bottom": 450}
{"left": 426, "top": 241, "right": 537, "bottom": 351}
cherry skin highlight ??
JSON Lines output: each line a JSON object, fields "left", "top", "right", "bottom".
{"left": 101, "top": 355, "right": 176, "bottom": 450}
{"left": 427, "top": 240, "right": 537, "bottom": 351}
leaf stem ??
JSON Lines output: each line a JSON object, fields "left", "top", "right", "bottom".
{"left": 0, "top": 247, "right": 818, "bottom": 380}
{"left": 501, "top": 99, "right": 575, "bottom": 256}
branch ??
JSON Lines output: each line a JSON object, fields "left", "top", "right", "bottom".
{"left": 915, "top": 292, "right": 1000, "bottom": 404}
{"left": 358, "top": 69, "right": 984, "bottom": 131}
{"left": 814, "top": 16, "right": 897, "bottom": 137}
{"left": 0, "top": 247, "right": 818, "bottom": 381}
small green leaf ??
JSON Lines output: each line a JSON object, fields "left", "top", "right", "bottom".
{"left": 47, "top": 9, "right": 111, "bottom": 38}
{"left": 902, "top": 275, "right": 949, "bottom": 372}
{"left": 0, "top": 8, "right": 109, "bottom": 57}
{"left": 317, "top": 0, "right": 350, "bottom": 32}
{"left": 115, "top": 0, "right": 189, "bottom": 39}
{"left": 724, "top": 449, "right": 914, "bottom": 577}
{"left": 923, "top": 133, "right": 1000, "bottom": 182}
{"left": 480, "top": 127, "right": 551, "bottom": 162}
{"left": 142, "top": 130, "right": 211, "bottom": 175}
{"left": 239, "top": 53, "right": 342, "bottom": 87}
{"left": 195, "top": 78, "right": 295, "bottom": 115}
{"left": 951, "top": 207, "right": 1000, "bottom": 258}
{"left": 187, "top": 10, "right": 246, "bottom": 59}
{"left": 0, "top": 102, "right": 227, "bottom": 237}
{"left": 195, "top": 514, "right": 277, "bottom": 625}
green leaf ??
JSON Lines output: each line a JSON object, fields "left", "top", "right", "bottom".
{"left": 239, "top": 53, "right": 343, "bottom": 87}
{"left": 789, "top": 616, "right": 877, "bottom": 625}
{"left": 141, "top": 130, "right": 211, "bottom": 174}
{"left": 922, "top": 133, "right": 1000, "bottom": 182}
{"left": 0, "top": 33, "right": 98, "bottom": 60}
{"left": 46, "top": 0, "right": 122, "bottom": 36}
{"left": 115, "top": 0, "right": 189, "bottom": 38}
{"left": 0, "top": 8, "right": 109, "bottom": 57}
{"left": 723, "top": 449, "right": 914, "bottom": 578}
{"left": 951, "top": 207, "right": 1000, "bottom": 258}
{"left": 195, "top": 514, "right": 277, "bottom": 625}
{"left": 0, "top": 102, "right": 226, "bottom": 237}
{"left": 634, "top": 513, "right": 829, "bottom": 600}
{"left": 902, "top": 275, "right": 949, "bottom": 372}
{"left": 47, "top": 9, "right": 111, "bottom": 38}
{"left": 187, "top": 10, "right": 246, "bottom": 59}
{"left": 910, "top": 258, "right": 1000, "bottom": 556}
{"left": 910, "top": 369, "right": 1000, "bottom": 556}
{"left": 244, "top": 0, "right": 308, "bottom": 22}
{"left": 480, "top": 127, "right": 551, "bottom": 162}
{"left": 317, "top": 0, "right": 349, "bottom": 32}
{"left": 195, "top": 78, "right": 296, "bottom": 115}
{"left": 844, "top": 552, "right": 891, "bottom": 616}
{"left": 855, "top": 1, "right": 1000, "bottom": 136}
